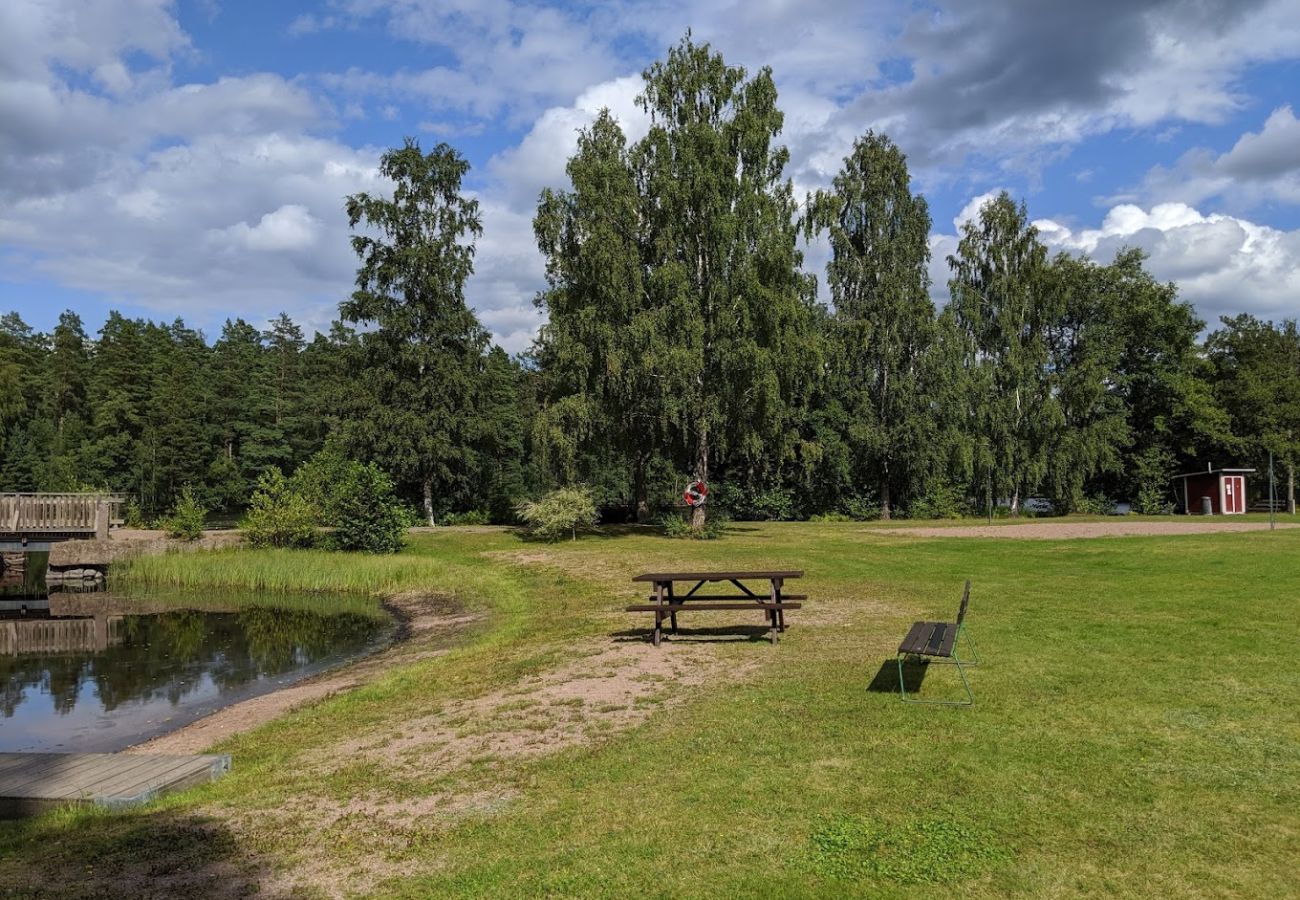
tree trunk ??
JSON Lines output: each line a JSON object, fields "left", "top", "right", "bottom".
{"left": 633, "top": 453, "right": 650, "bottom": 523}
{"left": 422, "top": 477, "right": 436, "bottom": 526}
{"left": 879, "top": 478, "right": 891, "bottom": 521}
{"left": 691, "top": 425, "right": 709, "bottom": 531}
{"left": 1010, "top": 487, "right": 1020, "bottom": 517}
{"left": 1289, "top": 462, "right": 1296, "bottom": 516}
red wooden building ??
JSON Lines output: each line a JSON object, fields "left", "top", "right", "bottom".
{"left": 1173, "top": 467, "right": 1255, "bottom": 515}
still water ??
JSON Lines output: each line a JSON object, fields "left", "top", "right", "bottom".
{"left": 0, "top": 567, "right": 394, "bottom": 752}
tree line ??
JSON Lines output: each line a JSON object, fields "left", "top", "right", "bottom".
{"left": 2, "top": 36, "right": 1297, "bottom": 526}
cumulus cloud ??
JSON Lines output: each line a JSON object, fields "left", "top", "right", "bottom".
{"left": 1124, "top": 106, "right": 1300, "bottom": 210}
{"left": 1035, "top": 202, "right": 1300, "bottom": 324}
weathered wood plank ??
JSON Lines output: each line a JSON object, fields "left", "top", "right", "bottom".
{"left": 0, "top": 753, "right": 231, "bottom": 818}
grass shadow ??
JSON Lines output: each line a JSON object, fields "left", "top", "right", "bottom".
{"left": 0, "top": 808, "right": 280, "bottom": 898}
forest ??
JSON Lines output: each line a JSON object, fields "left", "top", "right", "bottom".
{"left": 2, "top": 37, "right": 1297, "bottom": 527}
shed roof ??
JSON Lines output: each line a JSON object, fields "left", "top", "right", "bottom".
{"left": 1173, "top": 468, "right": 1256, "bottom": 479}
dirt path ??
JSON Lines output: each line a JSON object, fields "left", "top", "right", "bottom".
{"left": 866, "top": 519, "right": 1299, "bottom": 539}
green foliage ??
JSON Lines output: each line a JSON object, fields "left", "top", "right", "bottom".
{"left": 1133, "top": 447, "right": 1177, "bottom": 515}
{"left": 907, "top": 480, "right": 971, "bottom": 520}
{"left": 712, "top": 483, "right": 796, "bottom": 521}
{"left": 327, "top": 463, "right": 407, "bottom": 554}
{"left": 121, "top": 498, "right": 146, "bottom": 529}
{"left": 163, "top": 486, "right": 207, "bottom": 541}
{"left": 516, "top": 487, "right": 598, "bottom": 542}
{"left": 443, "top": 510, "right": 490, "bottom": 526}
{"left": 841, "top": 493, "right": 883, "bottom": 522}
{"left": 660, "top": 509, "right": 730, "bottom": 539}
{"left": 1075, "top": 494, "right": 1116, "bottom": 516}
{"left": 242, "top": 467, "right": 319, "bottom": 549}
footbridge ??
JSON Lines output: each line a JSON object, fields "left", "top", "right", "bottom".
{"left": 0, "top": 493, "right": 125, "bottom": 548}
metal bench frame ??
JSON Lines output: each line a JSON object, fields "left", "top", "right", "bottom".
{"left": 896, "top": 580, "right": 979, "bottom": 706}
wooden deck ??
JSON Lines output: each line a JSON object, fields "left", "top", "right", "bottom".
{"left": 0, "top": 752, "right": 230, "bottom": 818}
{"left": 0, "top": 493, "right": 125, "bottom": 543}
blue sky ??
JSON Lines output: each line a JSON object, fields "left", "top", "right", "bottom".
{"left": 2, "top": 0, "right": 1299, "bottom": 351}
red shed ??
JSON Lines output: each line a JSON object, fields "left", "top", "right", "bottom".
{"left": 1173, "top": 466, "right": 1255, "bottom": 515}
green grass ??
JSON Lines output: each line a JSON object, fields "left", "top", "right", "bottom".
{"left": 3, "top": 522, "right": 1299, "bottom": 898}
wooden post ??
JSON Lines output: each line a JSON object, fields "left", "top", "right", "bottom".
{"left": 94, "top": 501, "right": 110, "bottom": 540}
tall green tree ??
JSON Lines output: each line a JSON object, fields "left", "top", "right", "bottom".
{"left": 534, "top": 110, "right": 664, "bottom": 516}
{"left": 1207, "top": 315, "right": 1300, "bottom": 512}
{"left": 633, "top": 35, "right": 820, "bottom": 528}
{"left": 1040, "top": 253, "right": 1130, "bottom": 510}
{"left": 811, "top": 131, "right": 937, "bottom": 519}
{"left": 341, "top": 138, "right": 487, "bottom": 524}
{"left": 948, "top": 192, "right": 1056, "bottom": 514}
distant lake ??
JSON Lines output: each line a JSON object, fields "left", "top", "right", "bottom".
{"left": 1, "top": 583, "right": 394, "bottom": 753}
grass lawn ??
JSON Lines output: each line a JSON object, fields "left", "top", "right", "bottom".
{"left": 2, "top": 521, "right": 1297, "bottom": 898}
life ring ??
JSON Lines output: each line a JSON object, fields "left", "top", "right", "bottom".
{"left": 683, "top": 481, "right": 709, "bottom": 507}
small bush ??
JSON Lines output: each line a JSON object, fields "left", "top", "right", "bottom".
{"left": 907, "top": 480, "right": 970, "bottom": 520}
{"left": 517, "top": 487, "right": 598, "bottom": 542}
{"left": 242, "top": 468, "right": 319, "bottom": 549}
{"left": 122, "top": 498, "right": 146, "bottom": 529}
{"left": 810, "top": 511, "right": 853, "bottom": 522}
{"left": 1074, "top": 494, "right": 1115, "bottom": 516}
{"left": 842, "top": 493, "right": 882, "bottom": 521}
{"left": 711, "top": 483, "right": 796, "bottom": 521}
{"left": 163, "top": 487, "right": 207, "bottom": 541}
{"left": 1133, "top": 447, "right": 1177, "bottom": 515}
{"left": 329, "top": 463, "right": 407, "bottom": 554}
{"left": 444, "top": 509, "right": 491, "bottom": 526}
{"left": 660, "top": 509, "right": 730, "bottom": 539}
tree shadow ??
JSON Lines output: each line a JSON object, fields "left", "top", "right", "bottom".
{"left": 0, "top": 807, "right": 283, "bottom": 898}
{"left": 610, "top": 624, "right": 777, "bottom": 644}
{"left": 866, "top": 657, "right": 931, "bottom": 694}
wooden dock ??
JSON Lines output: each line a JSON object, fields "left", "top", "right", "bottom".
{"left": 0, "top": 752, "right": 230, "bottom": 819}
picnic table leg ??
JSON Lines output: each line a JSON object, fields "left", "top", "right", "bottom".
{"left": 667, "top": 581, "right": 678, "bottom": 634}
{"left": 653, "top": 582, "right": 664, "bottom": 646}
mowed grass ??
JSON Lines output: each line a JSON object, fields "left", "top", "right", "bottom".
{"left": 2, "top": 522, "right": 1298, "bottom": 898}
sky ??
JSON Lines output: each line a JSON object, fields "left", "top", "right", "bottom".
{"left": 2, "top": 0, "right": 1299, "bottom": 353}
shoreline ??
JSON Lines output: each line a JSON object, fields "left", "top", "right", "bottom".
{"left": 126, "top": 591, "right": 483, "bottom": 756}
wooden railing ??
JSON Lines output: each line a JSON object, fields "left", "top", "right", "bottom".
{"left": 0, "top": 615, "right": 122, "bottom": 655}
{"left": 0, "top": 494, "right": 126, "bottom": 538}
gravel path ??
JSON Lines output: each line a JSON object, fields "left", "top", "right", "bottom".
{"left": 866, "top": 519, "right": 1299, "bottom": 539}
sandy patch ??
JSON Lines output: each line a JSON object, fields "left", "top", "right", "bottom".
{"left": 866, "top": 519, "right": 1299, "bottom": 539}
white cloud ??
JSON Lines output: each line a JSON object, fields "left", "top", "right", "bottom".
{"left": 1125, "top": 105, "right": 1300, "bottom": 210}
{"left": 1035, "top": 202, "right": 1300, "bottom": 324}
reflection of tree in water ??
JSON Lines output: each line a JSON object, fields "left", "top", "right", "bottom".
{"left": 1, "top": 604, "right": 386, "bottom": 718}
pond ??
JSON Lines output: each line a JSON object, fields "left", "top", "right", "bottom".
{"left": 0, "top": 559, "right": 395, "bottom": 753}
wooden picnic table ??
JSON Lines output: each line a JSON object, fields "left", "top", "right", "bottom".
{"left": 626, "top": 570, "right": 805, "bottom": 646}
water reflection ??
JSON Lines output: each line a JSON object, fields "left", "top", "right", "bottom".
{"left": 0, "top": 592, "right": 393, "bottom": 752}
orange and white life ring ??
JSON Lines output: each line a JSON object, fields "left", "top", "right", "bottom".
{"left": 683, "top": 481, "right": 709, "bottom": 507}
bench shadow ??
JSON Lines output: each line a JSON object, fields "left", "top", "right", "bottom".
{"left": 609, "top": 625, "right": 777, "bottom": 644}
{"left": 866, "top": 657, "right": 930, "bottom": 694}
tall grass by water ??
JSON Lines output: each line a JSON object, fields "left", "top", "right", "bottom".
{"left": 115, "top": 547, "right": 448, "bottom": 597}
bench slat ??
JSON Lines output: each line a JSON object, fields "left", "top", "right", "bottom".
{"left": 645, "top": 593, "right": 807, "bottom": 603}
{"left": 899, "top": 620, "right": 958, "bottom": 658}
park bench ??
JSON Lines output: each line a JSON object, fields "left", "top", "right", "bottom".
{"left": 626, "top": 571, "right": 804, "bottom": 645}
{"left": 895, "top": 580, "right": 979, "bottom": 706}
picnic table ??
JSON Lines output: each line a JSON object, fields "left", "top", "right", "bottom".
{"left": 626, "top": 570, "right": 805, "bottom": 646}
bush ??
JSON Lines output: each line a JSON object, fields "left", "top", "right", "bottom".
{"left": 841, "top": 493, "right": 882, "bottom": 521}
{"left": 1074, "top": 494, "right": 1115, "bottom": 516}
{"left": 907, "top": 480, "right": 970, "bottom": 520}
{"left": 122, "top": 498, "right": 146, "bottom": 529}
{"left": 443, "top": 509, "right": 491, "bottom": 526}
{"left": 163, "top": 486, "right": 207, "bottom": 541}
{"left": 517, "top": 487, "right": 598, "bottom": 542}
{"left": 329, "top": 463, "right": 407, "bottom": 554}
{"left": 810, "top": 511, "right": 853, "bottom": 522}
{"left": 1133, "top": 447, "right": 1177, "bottom": 515}
{"left": 711, "top": 483, "right": 796, "bottom": 521}
{"left": 242, "top": 468, "right": 319, "bottom": 549}
{"left": 660, "top": 509, "right": 730, "bottom": 539}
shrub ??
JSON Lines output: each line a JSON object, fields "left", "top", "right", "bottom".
{"left": 163, "top": 487, "right": 207, "bottom": 541}
{"left": 842, "top": 493, "right": 882, "bottom": 521}
{"left": 810, "top": 511, "right": 853, "bottom": 522}
{"left": 517, "top": 487, "right": 598, "bottom": 542}
{"left": 907, "top": 480, "right": 970, "bottom": 520}
{"left": 122, "top": 498, "right": 146, "bottom": 529}
{"left": 711, "top": 483, "right": 796, "bottom": 521}
{"left": 1133, "top": 447, "right": 1177, "bottom": 515}
{"left": 329, "top": 463, "right": 407, "bottom": 554}
{"left": 1074, "top": 494, "right": 1115, "bottom": 516}
{"left": 660, "top": 509, "right": 730, "bottom": 539}
{"left": 242, "top": 468, "right": 319, "bottom": 549}
{"left": 443, "top": 509, "right": 491, "bottom": 526}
